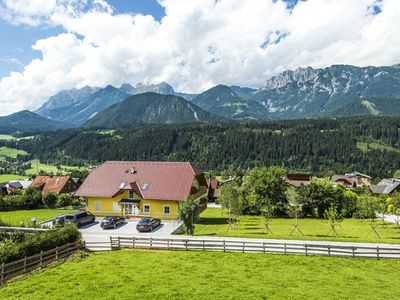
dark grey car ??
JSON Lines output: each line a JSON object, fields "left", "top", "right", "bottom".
{"left": 64, "top": 211, "right": 95, "bottom": 228}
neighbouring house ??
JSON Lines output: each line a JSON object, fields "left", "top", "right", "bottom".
{"left": 5, "top": 180, "right": 32, "bottom": 194}
{"left": 285, "top": 173, "right": 312, "bottom": 187}
{"left": 344, "top": 171, "right": 372, "bottom": 187}
{"left": 31, "top": 176, "right": 80, "bottom": 195}
{"left": 370, "top": 178, "right": 400, "bottom": 194}
{"left": 332, "top": 175, "right": 357, "bottom": 188}
{"left": 75, "top": 161, "right": 208, "bottom": 220}
{"left": 207, "top": 178, "right": 221, "bottom": 202}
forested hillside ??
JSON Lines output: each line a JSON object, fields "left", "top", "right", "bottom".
{"left": 3, "top": 117, "right": 400, "bottom": 178}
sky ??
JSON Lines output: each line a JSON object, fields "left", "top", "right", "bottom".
{"left": 0, "top": 0, "right": 398, "bottom": 116}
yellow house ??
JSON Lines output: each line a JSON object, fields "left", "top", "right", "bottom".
{"left": 75, "top": 161, "right": 208, "bottom": 220}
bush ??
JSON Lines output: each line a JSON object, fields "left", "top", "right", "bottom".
{"left": 0, "top": 226, "right": 81, "bottom": 264}
{"left": 57, "top": 193, "right": 73, "bottom": 207}
{"left": 42, "top": 192, "right": 58, "bottom": 208}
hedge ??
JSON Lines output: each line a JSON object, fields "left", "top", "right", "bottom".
{"left": 0, "top": 226, "right": 81, "bottom": 264}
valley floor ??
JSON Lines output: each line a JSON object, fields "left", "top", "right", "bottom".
{"left": 0, "top": 249, "right": 399, "bottom": 299}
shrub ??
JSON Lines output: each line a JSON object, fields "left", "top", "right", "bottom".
{"left": 57, "top": 193, "right": 73, "bottom": 207}
{"left": 71, "top": 198, "right": 82, "bottom": 207}
{"left": 42, "top": 192, "right": 58, "bottom": 208}
{"left": 0, "top": 226, "right": 81, "bottom": 264}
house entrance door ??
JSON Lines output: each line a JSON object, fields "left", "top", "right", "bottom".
{"left": 125, "top": 204, "right": 133, "bottom": 215}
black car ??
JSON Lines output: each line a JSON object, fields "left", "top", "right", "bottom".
{"left": 52, "top": 215, "right": 67, "bottom": 228}
{"left": 100, "top": 216, "right": 125, "bottom": 229}
{"left": 136, "top": 218, "right": 161, "bottom": 232}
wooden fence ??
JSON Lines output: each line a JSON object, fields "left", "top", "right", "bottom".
{"left": 83, "top": 236, "right": 400, "bottom": 260}
{"left": 0, "top": 241, "right": 81, "bottom": 284}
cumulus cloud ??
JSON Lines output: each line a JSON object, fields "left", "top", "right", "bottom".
{"left": 0, "top": 0, "right": 400, "bottom": 115}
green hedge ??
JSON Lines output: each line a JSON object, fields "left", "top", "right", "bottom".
{"left": 0, "top": 226, "right": 81, "bottom": 264}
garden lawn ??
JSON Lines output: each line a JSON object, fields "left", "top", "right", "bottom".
{"left": 25, "top": 159, "right": 87, "bottom": 176}
{"left": 0, "top": 174, "right": 28, "bottom": 182}
{"left": 0, "top": 209, "right": 77, "bottom": 226}
{"left": 194, "top": 208, "right": 400, "bottom": 244}
{"left": 0, "top": 250, "right": 399, "bottom": 299}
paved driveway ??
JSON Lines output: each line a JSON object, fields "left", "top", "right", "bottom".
{"left": 80, "top": 219, "right": 181, "bottom": 250}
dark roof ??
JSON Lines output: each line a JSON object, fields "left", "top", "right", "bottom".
{"left": 370, "top": 178, "right": 400, "bottom": 194}
{"left": 332, "top": 175, "right": 355, "bottom": 185}
{"left": 285, "top": 174, "right": 311, "bottom": 187}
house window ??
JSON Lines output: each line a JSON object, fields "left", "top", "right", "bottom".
{"left": 143, "top": 205, "right": 150, "bottom": 214}
{"left": 128, "top": 190, "right": 134, "bottom": 199}
{"left": 95, "top": 201, "right": 101, "bottom": 211}
{"left": 113, "top": 202, "right": 120, "bottom": 212}
{"left": 163, "top": 206, "right": 170, "bottom": 214}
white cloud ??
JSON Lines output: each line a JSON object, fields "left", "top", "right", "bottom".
{"left": 0, "top": 0, "right": 400, "bottom": 115}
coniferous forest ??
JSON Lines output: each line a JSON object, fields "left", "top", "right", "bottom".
{"left": 3, "top": 116, "right": 400, "bottom": 179}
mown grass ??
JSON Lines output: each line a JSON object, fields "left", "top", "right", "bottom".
{"left": 0, "top": 250, "right": 399, "bottom": 299}
{"left": 0, "top": 209, "right": 77, "bottom": 226}
{"left": 194, "top": 208, "right": 400, "bottom": 244}
{"left": 0, "top": 174, "right": 29, "bottom": 182}
{"left": 25, "top": 159, "right": 87, "bottom": 175}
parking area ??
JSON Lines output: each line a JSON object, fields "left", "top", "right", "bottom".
{"left": 79, "top": 219, "right": 180, "bottom": 249}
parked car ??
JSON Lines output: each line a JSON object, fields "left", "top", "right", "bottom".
{"left": 100, "top": 216, "right": 125, "bottom": 229}
{"left": 136, "top": 218, "right": 161, "bottom": 232}
{"left": 52, "top": 215, "right": 67, "bottom": 228}
{"left": 64, "top": 211, "right": 95, "bottom": 228}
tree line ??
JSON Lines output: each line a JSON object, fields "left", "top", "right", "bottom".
{"left": 2, "top": 116, "right": 400, "bottom": 178}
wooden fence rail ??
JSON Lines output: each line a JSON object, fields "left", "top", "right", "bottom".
{"left": 83, "top": 236, "right": 400, "bottom": 260}
{"left": 0, "top": 241, "right": 81, "bottom": 284}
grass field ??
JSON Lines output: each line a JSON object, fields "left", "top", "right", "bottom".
{"left": 25, "top": 159, "right": 87, "bottom": 175}
{"left": 0, "top": 174, "right": 29, "bottom": 182}
{"left": 0, "top": 147, "right": 28, "bottom": 159}
{"left": 357, "top": 140, "right": 400, "bottom": 153}
{"left": 0, "top": 209, "right": 77, "bottom": 226}
{"left": 194, "top": 208, "right": 400, "bottom": 244}
{"left": 0, "top": 250, "right": 399, "bottom": 299}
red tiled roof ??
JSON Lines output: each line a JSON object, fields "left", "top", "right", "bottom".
{"left": 31, "top": 176, "right": 71, "bottom": 194}
{"left": 75, "top": 161, "right": 203, "bottom": 201}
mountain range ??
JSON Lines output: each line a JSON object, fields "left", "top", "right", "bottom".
{"left": 1, "top": 63, "right": 400, "bottom": 133}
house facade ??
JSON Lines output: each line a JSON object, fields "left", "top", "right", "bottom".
{"left": 75, "top": 161, "right": 208, "bottom": 220}
{"left": 344, "top": 171, "right": 372, "bottom": 187}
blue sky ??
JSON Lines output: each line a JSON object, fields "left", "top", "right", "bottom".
{"left": 0, "top": 0, "right": 166, "bottom": 77}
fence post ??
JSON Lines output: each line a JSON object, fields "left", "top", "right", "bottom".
{"left": 185, "top": 240, "right": 188, "bottom": 251}
{"left": 203, "top": 240, "right": 205, "bottom": 251}
{"left": 263, "top": 242, "right": 266, "bottom": 254}
{"left": 223, "top": 240, "right": 226, "bottom": 252}
{"left": 150, "top": 237, "right": 153, "bottom": 249}
{"left": 23, "top": 256, "right": 27, "bottom": 273}
{"left": 305, "top": 244, "right": 308, "bottom": 256}
{"left": 352, "top": 247, "right": 355, "bottom": 257}
{"left": 377, "top": 246, "right": 380, "bottom": 260}
{"left": 56, "top": 246, "right": 59, "bottom": 260}
{"left": 167, "top": 238, "right": 170, "bottom": 250}
{"left": 118, "top": 236, "right": 121, "bottom": 248}
{"left": 40, "top": 251, "right": 43, "bottom": 268}
{"left": 132, "top": 237, "right": 135, "bottom": 249}
{"left": 284, "top": 243, "right": 287, "bottom": 255}
{"left": 1, "top": 263, "right": 4, "bottom": 285}
{"left": 328, "top": 246, "right": 331, "bottom": 256}
{"left": 109, "top": 236, "right": 113, "bottom": 250}
{"left": 242, "top": 242, "right": 245, "bottom": 253}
